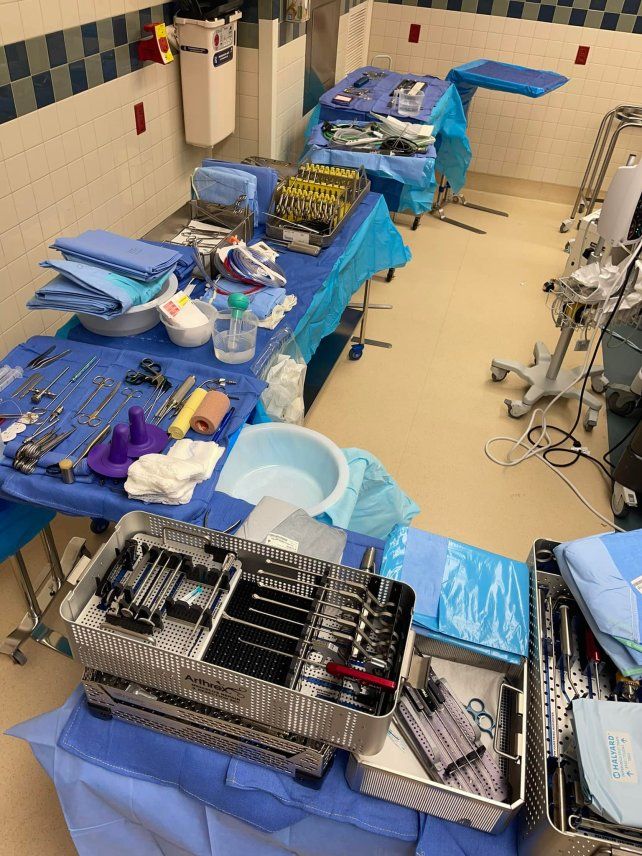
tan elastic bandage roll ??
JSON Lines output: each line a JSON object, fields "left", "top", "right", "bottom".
{"left": 190, "top": 390, "right": 230, "bottom": 435}
{"left": 168, "top": 388, "right": 207, "bottom": 440}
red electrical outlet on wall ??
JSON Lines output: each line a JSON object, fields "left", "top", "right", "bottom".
{"left": 575, "top": 45, "right": 589, "bottom": 65}
{"left": 134, "top": 101, "right": 146, "bottom": 134}
{"left": 409, "top": 24, "right": 421, "bottom": 43}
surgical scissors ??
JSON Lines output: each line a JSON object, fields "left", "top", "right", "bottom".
{"left": 465, "top": 698, "right": 495, "bottom": 736}
{"left": 77, "top": 382, "right": 122, "bottom": 427}
{"left": 125, "top": 358, "right": 169, "bottom": 390}
{"left": 75, "top": 376, "right": 115, "bottom": 416}
{"left": 102, "top": 386, "right": 143, "bottom": 425}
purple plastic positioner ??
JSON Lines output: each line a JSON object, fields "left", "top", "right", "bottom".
{"left": 127, "top": 406, "right": 167, "bottom": 457}
{"left": 87, "top": 424, "right": 134, "bottom": 479}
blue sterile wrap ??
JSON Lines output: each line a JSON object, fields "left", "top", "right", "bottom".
{"left": 303, "top": 124, "right": 437, "bottom": 215}
{"left": 211, "top": 287, "right": 286, "bottom": 320}
{"left": 572, "top": 698, "right": 642, "bottom": 826}
{"left": 51, "top": 230, "right": 181, "bottom": 282}
{"left": 28, "top": 260, "right": 171, "bottom": 318}
{"left": 202, "top": 160, "right": 279, "bottom": 227}
{"left": 555, "top": 530, "right": 642, "bottom": 677}
{"left": 0, "top": 336, "right": 265, "bottom": 525}
{"left": 0, "top": 498, "right": 55, "bottom": 564}
{"left": 446, "top": 59, "right": 568, "bottom": 113}
{"left": 307, "top": 68, "right": 471, "bottom": 194}
{"left": 382, "top": 526, "right": 529, "bottom": 662}
{"left": 319, "top": 448, "right": 419, "bottom": 539}
{"left": 142, "top": 241, "right": 196, "bottom": 287}
{"left": 7, "top": 683, "right": 519, "bottom": 856}
{"left": 66, "top": 194, "right": 411, "bottom": 369}
{"left": 192, "top": 165, "right": 260, "bottom": 224}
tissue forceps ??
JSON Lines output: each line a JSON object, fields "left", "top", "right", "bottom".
{"left": 77, "top": 382, "right": 122, "bottom": 426}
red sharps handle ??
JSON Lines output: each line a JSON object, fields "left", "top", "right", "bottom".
{"left": 325, "top": 662, "right": 396, "bottom": 692}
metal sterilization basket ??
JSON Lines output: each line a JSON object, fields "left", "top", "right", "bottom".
{"left": 60, "top": 512, "right": 415, "bottom": 755}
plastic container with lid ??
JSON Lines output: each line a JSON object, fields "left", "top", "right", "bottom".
{"left": 212, "top": 293, "right": 258, "bottom": 364}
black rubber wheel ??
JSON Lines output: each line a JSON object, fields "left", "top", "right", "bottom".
{"left": 386, "top": 268, "right": 395, "bottom": 283}
{"left": 412, "top": 216, "right": 420, "bottom": 231}
{"left": 543, "top": 280, "right": 555, "bottom": 293}
{"left": 90, "top": 517, "right": 110, "bottom": 535}
{"left": 349, "top": 344, "right": 364, "bottom": 361}
{"left": 11, "top": 650, "right": 27, "bottom": 666}
{"left": 607, "top": 390, "right": 637, "bottom": 418}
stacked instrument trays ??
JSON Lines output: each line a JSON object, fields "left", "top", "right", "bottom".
{"left": 266, "top": 163, "right": 370, "bottom": 248}
{"left": 61, "top": 511, "right": 415, "bottom": 756}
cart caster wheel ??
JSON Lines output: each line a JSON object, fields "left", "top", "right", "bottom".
{"left": 349, "top": 344, "right": 364, "bottom": 361}
{"left": 90, "top": 517, "right": 109, "bottom": 535}
{"left": 11, "top": 650, "right": 27, "bottom": 666}
{"left": 505, "top": 399, "right": 530, "bottom": 419}
{"left": 590, "top": 374, "right": 608, "bottom": 395}
{"left": 611, "top": 490, "right": 630, "bottom": 519}
{"left": 386, "top": 268, "right": 395, "bottom": 283}
{"left": 607, "top": 388, "right": 638, "bottom": 417}
{"left": 583, "top": 409, "right": 599, "bottom": 432}
{"left": 559, "top": 220, "right": 572, "bottom": 233}
{"left": 412, "top": 217, "right": 420, "bottom": 231}
{"left": 491, "top": 367, "right": 508, "bottom": 382}
{"left": 543, "top": 280, "right": 555, "bottom": 292}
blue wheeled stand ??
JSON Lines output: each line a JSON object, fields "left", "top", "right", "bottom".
{"left": 348, "top": 278, "right": 392, "bottom": 360}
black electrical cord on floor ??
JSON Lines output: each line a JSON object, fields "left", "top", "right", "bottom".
{"left": 526, "top": 424, "right": 614, "bottom": 481}
{"left": 533, "top": 241, "right": 642, "bottom": 471}
{"left": 602, "top": 418, "right": 641, "bottom": 467}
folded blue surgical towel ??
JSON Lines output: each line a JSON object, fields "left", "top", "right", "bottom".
{"left": 192, "top": 166, "right": 260, "bottom": 224}
{"left": 212, "top": 285, "right": 286, "bottom": 320}
{"left": 142, "top": 241, "right": 196, "bottom": 286}
{"left": 52, "top": 230, "right": 181, "bottom": 282}
{"left": 27, "top": 260, "right": 171, "bottom": 318}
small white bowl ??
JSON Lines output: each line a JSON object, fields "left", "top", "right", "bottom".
{"left": 161, "top": 299, "right": 218, "bottom": 347}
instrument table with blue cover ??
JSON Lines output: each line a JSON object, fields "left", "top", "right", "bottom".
{"left": 65, "top": 192, "right": 411, "bottom": 369}
{"left": 302, "top": 123, "right": 438, "bottom": 224}
{"left": 9, "top": 524, "right": 520, "bottom": 856}
{"left": 446, "top": 59, "right": 568, "bottom": 115}
{"left": 307, "top": 66, "right": 472, "bottom": 197}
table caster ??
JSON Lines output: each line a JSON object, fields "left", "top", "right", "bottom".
{"left": 11, "top": 649, "right": 27, "bottom": 666}
{"left": 590, "top": 373, "right": 608, "bottom": 394}
{"left": 611, "top": 489, "right": 630, "bottom": 519}
{"left": 607, "top": 386, "right": 639, "bottom": 417}
{"left": 505, "top": 399, "right": 531, "bottom": 418}
{"left": 559, "top": 219, "right": 572, "bottom": 233}
{"left": 491, "top": 367, "right": 508, "bottom": 382}
{"left": 386, "top": 268, "right": 395, "bottom": 283}
{"left": 412, "top": 216, "right": 420, "bottom": 231}
{"left": 543, "top": 279, "right": 556, "bottom": 292}
{"left": 349, "top": 344, "right": 364, "bottom": 361}
{"left": 583, "top": 408, "right": 599, "bottom": 431}
{"left": 90, "top": 517, "right": 109, "bottom": 535}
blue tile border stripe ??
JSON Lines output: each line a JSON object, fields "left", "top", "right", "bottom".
{"left": 0, "top": 2, "right": 176, "bottom": 124}
{"left": 375, "top": 0, "right": 642, "bottom": 30}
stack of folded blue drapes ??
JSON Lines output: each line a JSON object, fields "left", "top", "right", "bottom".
{"left": 27, "top": 230, "right": 184, "bottom": 318}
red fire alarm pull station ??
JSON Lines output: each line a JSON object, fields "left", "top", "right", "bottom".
{"left": 409, "top": 24, "right": 421, "bottom": 43}
{"left": 134, "top": 102, "right": 146, "bottom": 135}
{"left": 575, "top": 45, "right": 589, "bottom": 65}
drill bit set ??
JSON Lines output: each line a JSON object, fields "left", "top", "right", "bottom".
{"left": 266, "top": 164, "right": 369, "bottom": 247}
{"left": 61, "top": 512, "right": 415, "bottom": 757}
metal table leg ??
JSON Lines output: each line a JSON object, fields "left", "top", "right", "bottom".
{"left": 0, "top": 530, "right": 88, "bottom": 664}
{"left": 430, "top": 173, "right": 487, "bottom": 235}
{"left": 349, "top": 279, "right": 393, "bottom": 360}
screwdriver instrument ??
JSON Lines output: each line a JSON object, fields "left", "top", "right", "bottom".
{"left": 153, "top": 375, "right": 196, "bottom": 423}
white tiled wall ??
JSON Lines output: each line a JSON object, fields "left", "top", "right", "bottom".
{"left": 0, "top": 25, "right": 257, "bottom": 354}
{"left": 369, "top": 3, "right": 642, "bottom": 188}
{"left": 0, "top": 0, "right": 163, "bottom": 43}
{"left": 274, "top": 34, "right": 307, "bottom": 161}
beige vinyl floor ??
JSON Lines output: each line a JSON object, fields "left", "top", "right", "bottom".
{"left": 0, "top": 189, "right": 615, "bottom": 855}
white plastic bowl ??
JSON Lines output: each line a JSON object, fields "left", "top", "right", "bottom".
{"left": 161, "top": 299, "right": 217, "bottom": 348}
{"left": 77, "top": 274, "right": 178, "bottom": 337}
{"left": 217, "top": 423, "right": 349, "bottom": 517}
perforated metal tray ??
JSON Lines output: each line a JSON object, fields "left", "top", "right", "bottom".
{"left": 83, "top": 668, "right": 334, "bottom": 780}
{"left": 61, "top": 512, "right": 415, "bottom": 755}
{"left": 347, "top": 635, "right": 527, "bottom": 834}
{"left": 519, "top": 539, "right": 642, "bottom": 856}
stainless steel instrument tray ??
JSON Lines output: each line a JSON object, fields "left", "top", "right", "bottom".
{"left": 61, "top": 511, "right": 415, "bottom": 755}
{"left": 347, "top": 634, "right": 527, "bottom": 834}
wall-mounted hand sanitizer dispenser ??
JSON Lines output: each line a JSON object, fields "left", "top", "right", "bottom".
{"left": 174, "top": 10, "right": 242, "bottom": 148}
